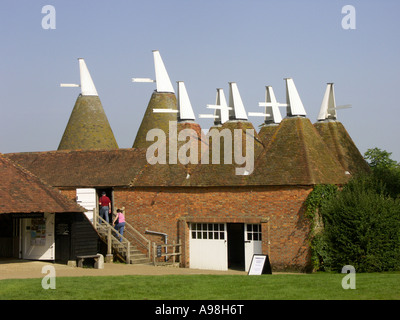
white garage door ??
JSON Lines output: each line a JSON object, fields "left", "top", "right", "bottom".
{"left": 189, "top": 223, "right": 227, "bottom": 271}
{"left": 244, "top": 224, "right": 263, "bottom": 272}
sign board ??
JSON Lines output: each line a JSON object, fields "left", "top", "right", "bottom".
{"left": 248, "top": 254, "right": 272, "bottom": 275}
{"left": 157, "top": 245, "right": 162, "bottom": 257}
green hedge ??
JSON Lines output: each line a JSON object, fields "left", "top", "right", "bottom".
{"left": 307, "top": 175, "right": 400, "bottom": 272}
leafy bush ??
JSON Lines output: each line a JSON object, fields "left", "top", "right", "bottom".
{"left": 304, "top": 184, "right": 338, "bottom": 271}
{"left": 308, "top": 175, "right": 400, "bottom": 272}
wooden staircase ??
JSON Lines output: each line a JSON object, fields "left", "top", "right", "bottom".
{"left": 95, "top": 216, "right": 151, "bottom": 264}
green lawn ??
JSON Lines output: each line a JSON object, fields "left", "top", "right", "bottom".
{"left": 1, "top": 273, "right": 399, "bottom": 300}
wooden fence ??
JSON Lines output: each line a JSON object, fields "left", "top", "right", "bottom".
{"left": 152, "top": 241, "right": 182, "bottom": 266}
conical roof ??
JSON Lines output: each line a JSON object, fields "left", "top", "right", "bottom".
{"left": 248, "top": 117, "right": 349, "bottom": 185}
{"left": 254, "top": 86, "right": 283, "bottom": 147}
{"left": 131, "top": 91, "right": 206, "bottom": 186}
{"left": 314, "top": 120, "right": 370, "bottom": 175}
{"left": 132, "top": 91, "right": 178, "bottom": 149}
{"left": 188, "top": 82, "right": 264, "bottom": 185}
{"left": 185, "top": 120, "right": 263, "bottom": 186}
{"left": 258, "top": 123, "right": 279, "bottom": 147}
{"left": 58, "top": 58, "right": 118, "bottom": 151}
{"left": 58, "top": 95, "right": 118, "bottom": 150}
{"left": 131, "top": 122, "right": 205, "bottom": 187}
{"left": 132, "top": 50, "right": 179, "bottom": 149}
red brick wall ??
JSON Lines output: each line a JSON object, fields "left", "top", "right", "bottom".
{"left": 114, "top": 185, "right": 313, "bottom": 272}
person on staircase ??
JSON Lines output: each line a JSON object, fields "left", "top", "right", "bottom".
{"left": 99, "top": 191, "right": 111, "bottom": 223}
{"left": 113, "top": 208, "right": 126, "bottom": 242}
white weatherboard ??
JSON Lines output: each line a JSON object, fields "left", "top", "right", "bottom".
{"left": 79, "top": 58, "right": 98, "bottom": 96}
{"left": 153, "top": 50, "right": 175, "bottom": 93}
{"left": 285, "top": 78, "right": 306, "bottom": 116}
{"left": 132, "top": 78, "right": 155, "bottom": 83}
{"left": 199, "top": 88, "right": 230, "bottom": 124}
{"left": 250, "top": 86, "right": 284, "bottom": 123}
{"left": 60, "top": 58, "right": 98, "bottom": 96}
{"left": 263, "top": 86, "right": 284, "bottom": 123}
{"left": 153, "top": 109, "right": 178, "bottom": 113}
{"left": 76, "top": 188, "right": 96, "bottom": 223}
{"left": 177, "top": 81, "right": 195, "bottom": 121}
{"left": 214, "top": 88, "right": 230, "bottom": 124}
{"left": 228, "top": 82, "right": 248, "bottom": 120}
{"left": 131, "top": 50, "right": 175, "bottom": 93}
{"left": 248, "top": 112, "right": 271, "bottom": 117}
{"left": 198, "top": 114, "right": 218, "bottom": 119}
{"left": 317, "top": 83, "right": 351, "bottom": 121}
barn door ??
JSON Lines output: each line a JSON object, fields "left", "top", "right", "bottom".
{"left": 189, "top": 223, "right": 228, "bottom": 271}
{"left": 76, "top": 188, "right": 96, "bottom": 223}
{"left": 244, "top": 224, "right": 263, "bottom": 272}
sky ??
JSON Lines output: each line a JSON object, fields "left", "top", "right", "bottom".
{"left": 0, "top": 0, "right": 399, "bottom": 161}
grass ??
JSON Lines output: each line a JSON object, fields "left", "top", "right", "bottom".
{"left": 1, "top": 272, "right": 400, "bottom": 300}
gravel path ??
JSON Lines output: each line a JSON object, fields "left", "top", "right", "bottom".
{"left": 0, "top": 259, "right": 246, "bottom": 280}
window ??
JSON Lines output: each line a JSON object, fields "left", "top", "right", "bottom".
{"left": 190, "top": 223, "right": 225, "bottom": 240}
{"left": 246, "top": 224, "right": 262, "bottom": 241}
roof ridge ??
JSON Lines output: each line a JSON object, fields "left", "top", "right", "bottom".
{"left": 327, "top": 121, "right": 345, "bottom": 167}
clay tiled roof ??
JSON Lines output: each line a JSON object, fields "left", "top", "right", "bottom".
{"left": 258, "top": 123, "right": 280, "bottom": 147}
{"left": 0, "top": 154, "right": 84, "bottom": 214}
{"left": 314, "top": 120, "right": 370, "bottom": 175}
{"left": 133, "top": 91, "right": 177, "bottom": 149}
{"left": 6, "top": 118, "right": 352, "bottom": 188}
{"left": 6, "top": 148, "right": 191, "bottom": 188}
{"left": 131, "top": 121, "right": 206, "bottom": 187}
{"left": 247, "top": 117, "right": 350, "bottom": 186}
{"left": 58, "top": 95, "right": 118, "bottom": 151}
{"left": 6, "top": 149, "right": 149, "bottom": 188}
{"left": 186, "top": 121, "right": 264, "bottom": 186}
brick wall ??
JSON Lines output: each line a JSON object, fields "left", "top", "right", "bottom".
{"left": 114, "top": 185, "right": 313, "bottom": 272}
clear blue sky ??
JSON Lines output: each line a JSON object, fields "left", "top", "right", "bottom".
{"left": 1, "top": 0, "right": 399, "bottom": 161}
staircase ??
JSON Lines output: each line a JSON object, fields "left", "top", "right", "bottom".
{"left": 95, "top": 216, "right": 151, "bottom": 264}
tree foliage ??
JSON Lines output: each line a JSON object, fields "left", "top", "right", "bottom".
{"left": 306, "top": 148, "right": 400, "bottom": 272}
{"left": 319, "top": 175, "right": 400, "bottom": 272}
{"left": 364, "top": 147, "right": 400, "bottom": 199}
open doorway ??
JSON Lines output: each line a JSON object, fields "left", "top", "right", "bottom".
{"left": 0, "top": 214, "right": 14, "bottom": 258}
{"left": 97, "top": 188, "right": 114, "bottom": 222}
{"left": 227, "top": 223, "right": 245, "bottom": 270}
